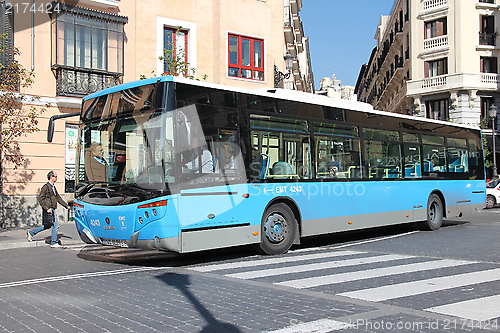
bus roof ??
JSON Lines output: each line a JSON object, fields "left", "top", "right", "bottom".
{"left": 83, "top": 76, "right": 480, "bottom": 131}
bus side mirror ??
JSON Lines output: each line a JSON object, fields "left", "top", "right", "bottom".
{"left": 46, "top": 112, "right": 80, "bottom": 143}
{"left": 47, "top": 116, "right": 55, "bottom": 143}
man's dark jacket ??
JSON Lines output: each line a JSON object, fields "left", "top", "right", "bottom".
{"left": 37, "top": 182, "right": 68, "bottom": 211}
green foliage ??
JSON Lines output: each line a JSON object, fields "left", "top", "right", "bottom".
{"left": 141, "top": 27, "right": 207, "bottom": 81}
{"left": 480, "top": 118, "right": 493, "bottom": 169}
{"left": 0, "top": 34, "right": 46, "bottom": 169}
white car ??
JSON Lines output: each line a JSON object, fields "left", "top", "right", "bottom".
{"left": 486, "top": 179, "right": 500, "bottom": 208}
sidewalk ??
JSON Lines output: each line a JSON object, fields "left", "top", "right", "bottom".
{"left": 0, "top": 222, "right": 84, "bottom": 251}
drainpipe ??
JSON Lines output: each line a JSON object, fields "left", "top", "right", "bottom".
{"left": 31, "top": 0, "right": 34, "bottom": 70}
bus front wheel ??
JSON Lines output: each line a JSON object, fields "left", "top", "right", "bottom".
{"left": 259, "top": 203, "right": 297, "bottom": 255}
{"left": 420, "top": 194, "right": 443, "bottom": 231}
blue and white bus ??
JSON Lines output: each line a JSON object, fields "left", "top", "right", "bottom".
{"left": 72, "top": 76, "right": 485, "bottom": 255}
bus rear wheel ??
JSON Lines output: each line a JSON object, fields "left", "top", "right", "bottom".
{"left": 259, "top": 203, "right": 297, "bottom": 255}
{"left": 420, "top": 193, "right": 443, "bottom": 231}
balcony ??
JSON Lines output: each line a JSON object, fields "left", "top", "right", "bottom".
{"left": 479, "top": 32, "right": 497, "bottom": 46}
{"left": 418, "top": 0, "right": 448, "bottom": 21}
{"left": 424, "top": 35, "right": 449, "bottom": 50}
{"left": 419, "top": 35, "right": 450, "bottom": 59}
{"left": 54, "top": 66, "right": 123, "bottom": 98}
{"left": 423, "top": 0, "right": 447, "bottom": 10}
{"left": 407, "top": 72, "right": 500, "bottom": 97}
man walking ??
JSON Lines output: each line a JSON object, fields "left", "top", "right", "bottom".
{"left": 27, "top": 171, "right": 69, "bottom": 248}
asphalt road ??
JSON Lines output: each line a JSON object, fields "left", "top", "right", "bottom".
{"left": 0, "top": 209, "right": 499, "bottom": 332}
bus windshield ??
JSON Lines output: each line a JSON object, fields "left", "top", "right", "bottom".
{"left": 76, "top": 109, "right": 173, "bottom": 205}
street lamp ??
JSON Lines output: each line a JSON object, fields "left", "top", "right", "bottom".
{"left": 489, "top": 104, "right": 498, "bottom": 178}
{"left": 274, "top": 52, "right": 294, "bottom": 88}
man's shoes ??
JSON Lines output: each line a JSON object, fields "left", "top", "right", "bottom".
{"left": 27, "top": 231, "right": 33, "bottom": 242}
{"left": 50, "top": 243, "right": 64, "bottom": 248}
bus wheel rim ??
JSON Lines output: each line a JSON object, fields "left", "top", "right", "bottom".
{"left": 265, "top": 213, "right": 288, "bottom": 244}
{"left": 429, "top": 202, "right": 437, "bottom": 222}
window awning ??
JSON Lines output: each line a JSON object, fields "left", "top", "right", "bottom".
{"left": 51, "top": 1, "right": 128, "bottom": 25}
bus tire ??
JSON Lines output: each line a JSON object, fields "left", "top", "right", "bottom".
{"left": 259, "top": 203, "right": 297, "bottom": 255}
{"left": 420, "top": 193, "right": 443, "bottom": 231}
{"left": 486, "top": 195, "right": 496, "bottom": 209}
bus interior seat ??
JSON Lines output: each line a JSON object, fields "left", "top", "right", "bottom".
{"left": 349, "top": 166, "right": 363, "bottom": 179}
{"left": 423, "top": 160, "right": 433, "bottom": 172}
{"left": 259, "top": 154, "right": 269, "bottom": 179}
{"left": 386, "top": 166, "right": 400, "bottom": 178}
{"left": 272, "top": 161, "right": 296, "bottom": 179}
{"left": 405, "top": 164, "right": 415, "bottom": 177}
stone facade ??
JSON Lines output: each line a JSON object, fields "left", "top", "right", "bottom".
{"left": 355, "top": 0, "right": 500, "bottom": 129}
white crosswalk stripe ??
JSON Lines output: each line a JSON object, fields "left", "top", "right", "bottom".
{"left": 277, "top": 259, "right": 474, "bottom": 289}
{"left": 226, "top": 254, "right": 412, "bottom": 279}
{"left": 188, "top": 249, "right": 500, "bottom": 322}
{"left": 339, "top": 268, "right": 500, "bottom": 302}
{"left": 190, "top": 250, "right": 363, "bottom": 272}
{"left": 425, "top": 294, "right": 500, "bottom": 321}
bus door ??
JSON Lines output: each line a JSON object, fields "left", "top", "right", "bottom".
{"left": 176, "top": 124, "right": 255, "bottom": 252}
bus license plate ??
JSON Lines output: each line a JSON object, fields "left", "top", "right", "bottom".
{"left": 101, "top": 238, "right": 129, "bottom": 248}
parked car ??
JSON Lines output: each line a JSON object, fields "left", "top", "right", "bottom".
{"left": 486, "top": 179, "right": 500, "bottom": 208}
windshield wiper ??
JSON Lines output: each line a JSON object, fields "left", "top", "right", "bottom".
{"left": 76, "top": 183, "right": 95, "bottom": 197}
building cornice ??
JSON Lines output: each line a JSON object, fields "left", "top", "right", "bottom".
{"left": 417, "top": 7, "right": 449, "bottom": 21}
{"left": 74, "top": 0, "right": 120, "bottom": 9}
{"left": 476, "top": 2, "right": 499, "bottom": 15}
{"left": 418, "top": 47, "right": 450, "bottom": 60}
{"left": 19, "top": 94, "right": 82, "bottom": 109}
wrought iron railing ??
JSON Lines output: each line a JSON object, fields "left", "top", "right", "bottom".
{"left": 479, "top": 32, "right": 497, "bottom": 46}
{"left": 53, "top": 66, "right": 123, "bottom": 97}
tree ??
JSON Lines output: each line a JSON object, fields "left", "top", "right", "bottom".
{"left": 0, "top": 34, "right": 46, "bottom": 169}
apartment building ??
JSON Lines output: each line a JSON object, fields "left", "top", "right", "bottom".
{"left": 282, "top": 0, "right": 314, "bottom": 92}
{"left": 0, "top": 0, "right": 312, "bottom": 228}
{"left": 355, "top": 0, "right": 499, "bottom": 166}
{"left": 316, "top": 75, "right": 356, "bottom": 100}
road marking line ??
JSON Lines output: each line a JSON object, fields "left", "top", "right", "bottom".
{"left": 226, "top": 254, "right": 412, "bottom": 279}
{"left": 339, "top": 268, "right": 500, "bottom": 302}
{"left": 278, "top": 259, "right": 474, "bottom": 289}
{"left": 425, "top": 294, "right": 500, "bottom": 321}
{"left": 189, "top": 250, "right": 364, "bottom": 272}
{"left": 265, "top": 318, "right": 353, "bottom": 333}
{"left": 0, "top": 267, "right": 165, "bottom": 289}
{"left": 331, "top": 231, "right": 419, "bottom": 249}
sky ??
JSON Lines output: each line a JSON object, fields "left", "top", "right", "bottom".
{"left": 300, "top": 0, "right": 396, "bottom": 88}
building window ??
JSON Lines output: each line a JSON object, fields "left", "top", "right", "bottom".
{"left": 163, "top": 27, "right": 188, "bottom": 74}
{"left": 0, "top": 2, "right": 13, "bottom": 67}
{"left": 425, "top": 58, "right": 448, "bottom": 77}
{"left": 425, "top": 17, "right": 447, "bottom": 39}
{"left": 480, "top": 15, "right": 496, "bottom": 46}
{"left": 51, "top": 3, "right": 127, "bottom": 97}
{"left": 481, "top": 57, "right": 498, "bottom": 73}
{"left": 52, "top": 5, "right": 126, "bottom": 74}
{"left": 228, "top": 34, "right": 264, "bottom": 81}
{"left": 426, "top": 99, "right": 449, "bottom": 121}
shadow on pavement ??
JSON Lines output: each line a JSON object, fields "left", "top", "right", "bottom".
{"left": 156, "top": 272, "right": 242, "bottom": 332}
{"left": 76, "top": 219, "right": 469, "bottom": 267}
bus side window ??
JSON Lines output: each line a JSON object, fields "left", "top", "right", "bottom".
{"left": 447, "top": 147, "right": 468, "bottom": 173}
{"left": 423, "top": 145, "right": 446, "bottom": 173}
{"left": 315, "top": 136, "right": 362, "bottom": 179}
